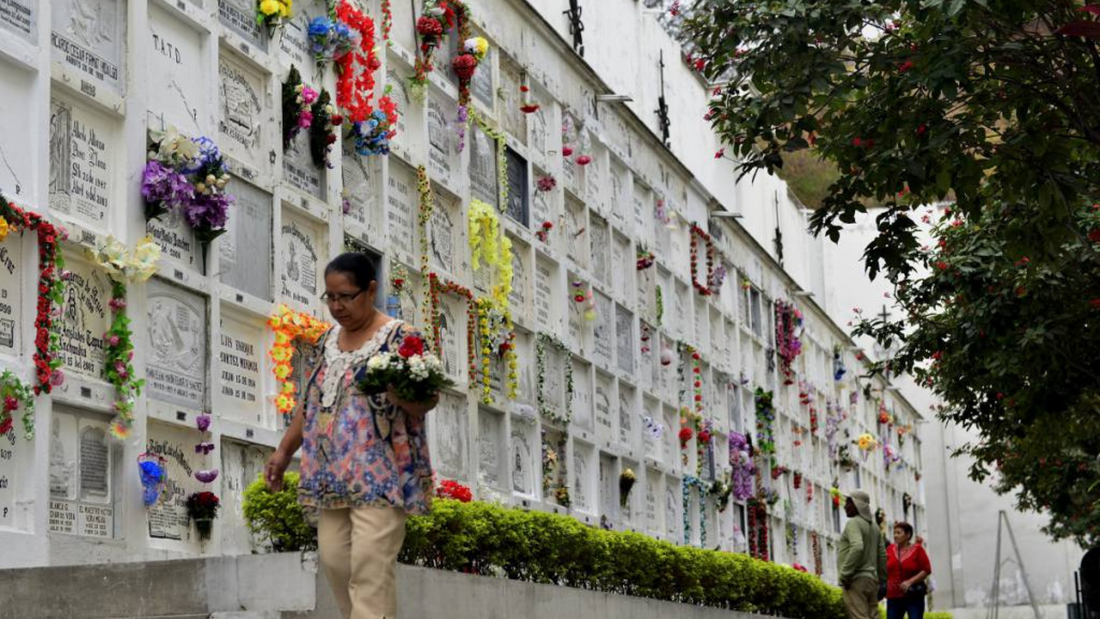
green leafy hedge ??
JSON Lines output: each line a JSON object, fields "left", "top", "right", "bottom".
{"left": 243, "top": 479, "right": 952, "bottom": 619}
{"left": 243, "top": 472, "right": 317, "bottom": 552}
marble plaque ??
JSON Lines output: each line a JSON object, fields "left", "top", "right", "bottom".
{"left": 48, "top": 412, "right": 114, "bottom": 538}
{"left": 499, "top": 59, "right": 525, "bottom": 144}
{"left": 534, "top": 258, "right": 554, "bottom": 330}
{"left": 594, "top": 373, "right": 613, "bottom": 442}
{"left": 0, "top": 0, "right": 34, "bottom": 41}
{"left": 148, "top": 5, "right": 203, "bottom": 133}
{"left": 0, "top": 234, "right": 22, "bottom": 357}
{"left": 646, "top": 468, "right": 661, "bottom": 533}
{"left": 146, "top": 421, "right": 204, "bottom": 541}
{"left": 428, "top": 189, "right": 457, "bottom": 274}
{"left": 610, "top": 163, "right": 626, "bottom": 213}
{"left": 219, "top": 0, "right": 264, "bottom": 50}
{"left": 51, "top": 0, "right": 124, "bottom": 91}
{"left": 572, "top": 359, "right": 592, "bottom": 430}
{"left": 471, "top": 42, "right": 494, "bottom": 109}
{"left": 673, "top": 282, "right": 689, "bottom": 340}
{"left": 58, "top": 259, "right": 109, "bottom": 378}
{"left": 642, "top": 396, "right": 661, "bottom": 455}
{"left": 618, "top": 386, "right": 635, "bottom": 448}
{"left": 147, "top": 278, "right": 207, "bottom": 408}
{"left": 511, "top": 422, "right": 535, "bottom": 496}
{"left": 147, "top": 206, "right": 199, "bottom": 270}
{"left": 279, "top": 212, "right": 323, "bottom": 308}
{"left": 0, "top": 65, "right": 33, "bottom": 199}
{"left": 529, "top": 107, "right": 548, "bottom": 158}
{"left": 220, "top": 178, "right": 272, "bottom": 299}
{"left": 565, "top": 199, "right": 586, "bottom": 268}
{"left": 613, "top": 234, "right": 630, "bottom": 300}
{"left": 585, "top": 149, "right": 603, "bottom": 207}
{"left": 437, "top": 295, "right": 465, "bottom": 383}
{"left": 541, "top": 343, "right": 565, "bottom": 421}
{"left": 508, "top": 239, "right": 527, "bottom": 313}
{"left": 386, "top": 162, "right": 416, "bottom": 254}
{"left": 221, "top": 441, "right": 270, "bottom": 553}
{"left": 567, "top": 299, "right": 583, "bottom": 352}
{"left": 284, "top": 128, "right": 323, "bottom": 198}
{"left": 435, "top": 392, "right": 468, "bottom": 481}
{"left": 277, "top": 0, "right": 326, "bottom": 85}
{"left": 219, "top": 55, "right": 265, "bottom": 164}
{"left": 342, "top": 143, "right": 382, "bottom": 238}
{"left": 427, "top": 95, "right": 456, "bottom": 185}
{"left": 616, "top": 305, "right": 633, "bottom": 375}
{"left": 0, "top": 425, "right": 14, "bottom": 527}
{"left": 505, "top": 147, "right": 528, "bottom": 226}
{"left": 694, "top": 298, "right": 708, "bottom": 347}
{"left": 665, "top": 479, "right": 680, "bottom": 539}
{"left": 633, "top": 184, "right": 648, "bottom": 241}
{"left": 562, "top": 155, "right": 576, "bottom": 190}
{"left": 598, "top": 453, "right": 615, "bottom": 520}
{"left": 478, "top": 409, "right": 503, "bottom": 489}
{"left": 531, "top": 168, "right": 552, "bottom": 226}
{"left": 573, "top": 442, "right": 592, "bottom": 513}
{"left": 217, "top": 313, "right": 263, "bottom": 423}
{"left": 48, "top": 99, "right": 114, "bottom": 228}
{"left": 469, "top": 124, "right": 497, "bottom": 207}
{"left": 385, "top": 69, "right": 410, "bottom": 144}
{"left": 592, "top": 291, "right": 613, "bottom": 365}
{"left": 590, "top": 216, "right": 609, "bottom": 286}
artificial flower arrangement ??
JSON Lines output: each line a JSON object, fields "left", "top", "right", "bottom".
{"left": 0, "top": 370, "right": 34, "bottom": 439}
{"left": 282, "top": 66, "right": 318, "bottom": 150}
{"left": 186, "top": 490, "right": 220, "bottom": 541}
{"left": 636, "top": 245, "right": 655, "bottom": 270}
{"left": 348, "top": 92, "right": 399, "bottom": 156}
{"left": 689, "top": 223, "right": 717, "bottom": 296}
{"left": 357, "top": 334, "right": 453, "bottom": 403}
{"left": 519, "top": 85, "right": 540, "bottom": 114}
{"left": 268, "top": 305, "right": 330, "bottom": 422}
{"left": 570, "top": 280, "right": 597, "bottom": 321}
{"left": 774, "top": 299, "right": 804, "bottom": 385}
{"left": 453, "top": 35, "right": 488, "bottom": 109}
{"left": 437, "top": 478, "right": 473, "bottom": 502}
{"left": 194, "top": 413, "right": 219, "bottom": 483}
{"left": 535, "top": 220, "right": 553, "bottom": 243}
{"left": 728, "top": 432, "right": 755, "bottom": 501}
{"left": 256, "top": 0, "right": 291, "bottom": 34}
{"left": 88, "top": 236, "right": 161, "bottom": 438}
{"left": 536, "top": 175, "right": 557, "bottom": 193}
{"left": 410, "top": 0, "right": 460, "bottom": 100}
{"left": 137, "top": 452, "right": 167, "bottom": 507}
{"left": 619, "top": 468, "right": 636, "bottom": 507}
{"left": 308, "top": 89, "right": 343, "bottom": 168}
{"left": 308, "top": 15, "right": 357, "bottom": 71}
{"left": 0, "top": 195, "right": 67, "bottom": 400}
{"left": 830, "top": 485, "right": 843, "bottom": 508}
{"left": 142, "top": 128, "right": 234, "bottom": 252}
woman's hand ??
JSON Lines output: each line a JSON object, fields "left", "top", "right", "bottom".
{"left": 386, "top": 386, "right": 439, "bottom": 418}
{"left": 264, "top": 449, "right": 292, "bottom": 492}
{"left": 899, "top": 580, "right": 912, "bottom": 593}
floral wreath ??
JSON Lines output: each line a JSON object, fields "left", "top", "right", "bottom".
{"left": 335, "top": 0, "right": 382, "bottom": 124}
{"left": 88, "top": 236, "right": 161, "bottom": 438}
{"left": 268, "top": 305, "right": 330, "bottom": 424}
{"left": 689, "top": 223, "right": 717, "bottom": 296}
{"left": 0, "top": 370, "right": 34, "bottom": 439}
{"left": 0, "top": 195, "right": 66, "bottom": 398}
{"left": 425, "top": 272, "right": 477, "bottom": 385}
{"left": 467, "top": 198, "right": 513, "bottom": 311}
{"left": 535, "top": 332, "right": 573, "bottom": 426}
{"left": 682, "top": 475, "right": 711, "bottom": 546}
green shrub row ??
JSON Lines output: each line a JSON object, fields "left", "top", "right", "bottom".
{"left": 243, "top": 476, "right": 951, "bottom": 619}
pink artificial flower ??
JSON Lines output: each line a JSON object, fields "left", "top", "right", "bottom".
{"left": 108, "top": 335, "right": 121, "bottom": 347}
{"left": 49, "top": 369, "right": 65, "bottom": 387}
{"left": 300, "top": 86, "right": 319, "bottom": 105}
{"left": 575, "top": 155, "right": 592, "bottom": 166}
{"left": 298, "top": 111, "right": 313, "bottom": 129}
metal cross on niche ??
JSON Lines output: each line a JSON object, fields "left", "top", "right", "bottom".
{"left": 564, "top": 0, "right": 585, "bottom": 57}
{"left": 656, "top": 50, "right": 671, "bottom": 147}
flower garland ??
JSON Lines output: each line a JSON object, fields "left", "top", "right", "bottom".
{"left": 309, "top": 89, "right": 343, "bottom": 169}
{"left": 475, "top": 297, "right": 517, "bottom": 405}
{"left": 655, "top": 285, "right": 663, "bottom": 327}
{"left": 811, "top": 531, "right": 823, "bottom": 576}
{"left": 426, "top": 272, "right": 478, "bottom": 385}
{"left": 89, "top": 236, "right": 161, "bottom": 438}
{"left": 335, "top": 0, "right": 382, "bottom": 124}
{"left": 256, "top": 0, "right": 291, "bottom": 34}
{"left": 0, "top": 195, "right": 66, "bottom": 397}
{"left": 754, "top": 388, "right": 776, "bottom": 466}
{"left": 268, "top": 305, "right": 330, "bottom": 425}
{"left": 535, "top": 332, "right": 573, "bottom": 425}
{"left": 411, "top": 0, "right": 459, "bottom": 101}
{"left": 467, "top": 198, "right": 513, "bottom": 311}
{"left": 747, "top": 497, "right": 770, "bottom": 561}
{"left": 416, "top": 166, "right": 434, "bottom": 274}
{"left": 689, "top": 224, "right": 716, "bottom": 296}
{"left": 467, "top": 108, "right": 509, "bottom": 206}
{"left": 282, "top": 66, "right": 317, "bottom": 150}
{"left": 0, "top": 371, "right": 34, "bottom": 439}
{"left": 682, "top": 475, "right": 710, "bottom": 546}
{"left": 381, "top": 0, "right": 392, "bottom": 42}
{"left": 774, "top": 300, "right": 804, "bottom": 385}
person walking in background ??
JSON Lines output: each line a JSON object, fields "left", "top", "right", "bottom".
{"left": 838, "top": 490, "right": 888, "bottom": 619}
{"left": 886, "top": 522, "right": 932, "bottom": 619}
{"left": 265, "top": 253, "right": 438, "bottom": 619}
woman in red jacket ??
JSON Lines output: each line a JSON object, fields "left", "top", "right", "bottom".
{"left": 886, "top": 521, "right": 932, "bottom": 619}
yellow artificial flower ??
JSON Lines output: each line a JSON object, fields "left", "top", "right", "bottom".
{"left": 275, "top": 395, "right": 293, "bottom": 411}
{"left": 281, "top": 381, "right": 296, "bottom": 394}
{"left": 857, "top": 433, "right": 876, "bottom": 451}
{"left": 0, "top": 217, "right": 9, "bottom": 242}
{"left": 465, "top": 37, "right": 489, "bottom": 62}
{"left": 260, "top": 0, "right": 279, "bottom": 15}
{"left": 274, "top": 364, "right": 292, "bottom": 380}
{"left": 270, "top": 346, "right": 291, "bottom": 362}
{"left": 129, "top": 236, "right": 162, "bottom": 282}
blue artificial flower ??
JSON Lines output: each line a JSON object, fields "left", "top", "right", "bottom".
{"left": 308, "top": 16, "right": 333, "bottom": 38}
{"left": 333, "top": 22, "right": 351, "bottom": 38}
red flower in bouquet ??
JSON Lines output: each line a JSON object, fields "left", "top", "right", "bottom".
{"left": 452, "top": 54, "right": 478, "bottom": 80}
{"left": 697, "top": 430, "right": 711, "bottom": 444}
{"left": 437, "top": 479, "right": 473, "bottom": 502}
{"left": 678, "top": 426, "right": 694, "bottom": 444}
{"left": 0, "top": 416, "right": 12, "bottom": 435}
{"left": 416, "top": 15, "right": 443, "bottom": 36}
{"left": 398, "top": 335, "right": 425, "bottom": 358}
{"left": 562, "top": 146, "right": 574, "bottom": 157}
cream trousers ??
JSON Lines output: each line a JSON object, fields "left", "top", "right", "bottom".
{"left": 318, "top": 506, "right": 408, "bottom": 619}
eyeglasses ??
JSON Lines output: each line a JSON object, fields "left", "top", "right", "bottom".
{"left": 321, "top": 290, "right": 364, "bottom": 306}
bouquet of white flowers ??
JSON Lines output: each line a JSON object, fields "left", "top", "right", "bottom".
{"left": 357, "top": 335, "right": 453, "bottom": 403}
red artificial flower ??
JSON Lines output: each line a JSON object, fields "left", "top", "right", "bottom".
{"left": 416, "top": 15, "right": 443, "bottom": 36}
{"left": 698, "top": 430, "right": 711, "bottom": 444}
{"left": 542, "top": 221, "right": 554, "bottom": 230}
{"left": 520, "top": 85, "right": 530, "bottom": 93}
{"left": 562, "top": 146, "right": 574, "bottom": 157}
{"left": 917, "top": 124, "right": 927, "bottom": 136}
{"left": 398, "top": 335, "right": 425, "bottom": 358}
{"left": 935, "top": 261, "right": 948, "bottom": 271}
{"left": 331, "top": 115, "right": 344, "bottom": 126}
{"left": 694, "top": 394, "right": 703, "bottom": 402}
{"left": 694, "top": 58, "right": 706, "bottom": 71}
{"left": 714, "top": 149, "right": 725, "bottom": 159}
{"left": 520, "top": 104, "right": 541, "bottom": 114}
{"left": 852, "top": 137, "right": 862, "bottom": 147}
{"left": 0, "top": 416, "right": 11, "bottom": 435}
{"left": 678, "top": 426, "right": 694, "bottom": 443}
{"left": 4, "top": 396, "right": 17, "bottom": 412}
{"left": 392, "top": 278, "right": 405, "bottom": 288}
{"left": 575, "top": 155, "right": 592, "bottom": 166}
{"left": 574, "top": 294, "right": 586, "bottom": 303}
{"left": 898, "top": 60, "right": 914, "bottom": 72}
{"left": 452, "top": 54, "right": 478, "bottom": 80}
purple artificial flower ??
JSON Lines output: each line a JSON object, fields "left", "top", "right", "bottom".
{"left": 195, "top": 469, "right": 219, "bottom": 483}
{"left": 182, "top": 192, "right": 231, "bottom": 232}
{"left": 141, "top": 160, "right": 193, "bottom": 210}
{"left": 196, "top": 414, "right": 212, "bottom": 433}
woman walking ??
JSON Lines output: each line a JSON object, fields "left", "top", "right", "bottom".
{"left": 886, "top": 521, "right": 932, "bottom": 619}
{"left": 265, "top": 253, "right": 437, "bottom": 619}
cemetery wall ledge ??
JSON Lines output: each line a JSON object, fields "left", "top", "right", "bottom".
{"left": 0, "top": 552, "right": 784, "bottom": 619}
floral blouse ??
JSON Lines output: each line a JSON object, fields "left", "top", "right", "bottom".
{"left": 297, "top": 320, "right": 434, "bottom": 520}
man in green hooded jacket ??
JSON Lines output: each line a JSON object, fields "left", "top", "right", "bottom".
{"left": 837, "top": 489, "right": 887, "bottom": 619}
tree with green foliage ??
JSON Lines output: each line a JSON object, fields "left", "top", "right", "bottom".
{"left": 683, "top": 0, "right": 1100, "bottom": 545}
